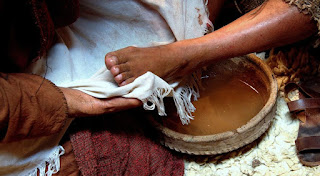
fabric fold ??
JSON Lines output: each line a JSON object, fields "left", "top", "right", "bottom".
{"left": 27, "top": 0, "right": 212, "bottom": 125}
{"left": 60, "top": 67, "right": 200, "bottom": 124}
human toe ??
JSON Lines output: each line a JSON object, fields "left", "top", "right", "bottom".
{"left": 114, "top": 72, "right": 133, "bottom": 86}
{"left": 110, "top": 63, "right": 130, "bottom": 76}
{"left": 119, "top": 77, "right": 135, "bottom": 86}
{"left": 110, "top": 66, "right": 120, "bottom": 76}
{"left": 105, "top": 55, "right": 118, "bottom": 70}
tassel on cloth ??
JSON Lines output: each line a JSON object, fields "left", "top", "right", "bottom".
{"left": 142, "top": 71, "right": 201, "bottom": 125}
{"left": 28, "top": 146, "right": 65, "bottom": 176}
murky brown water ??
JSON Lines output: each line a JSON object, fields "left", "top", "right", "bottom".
{"left": 157, "top": 59, "right": 269, "bottom": 136}
{"left": 162, "top": 76, "right": 266, "bottom": 135}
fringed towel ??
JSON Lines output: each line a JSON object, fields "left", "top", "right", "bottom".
{"left": 60, "top": 68, "right": 201, "bottom": 124}
{"left": 29, "top": 0, "right": 213, "bottom": 125}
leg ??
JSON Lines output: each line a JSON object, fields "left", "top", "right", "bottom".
{"left": 105, "top": 0, "right": 317, "bottom": 86}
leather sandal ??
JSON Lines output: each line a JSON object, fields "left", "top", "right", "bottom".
{"left": 285, "top": 78, "right": 320, "bottom": 166}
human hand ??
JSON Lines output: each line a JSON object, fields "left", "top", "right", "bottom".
{"left": 60, "top": 87, "right": 142, "bottom": 118}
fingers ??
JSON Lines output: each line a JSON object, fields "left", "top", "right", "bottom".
{"left": 103, "top": 97, "right": 142, "bottom": 113}
{"left": 60, "top": 87, "right": 142, "bottom": 118}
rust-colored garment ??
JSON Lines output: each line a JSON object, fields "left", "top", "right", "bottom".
{"left": 0, "top": 0, "right": 78, "bottom": 141}
{"left": 0, "top": 73, "right": 68, "bottom": 142}
{"left": 0, "top": 0, "right": 80, "bottom": 174}
{"left": 67, "top": 110, "right": 184, "bottom": 176}
{"left": 0, "top": 0, "right": 79, "bottom": 141}
{"left": 55, "top": 114, "right": 185, "bottom": 176}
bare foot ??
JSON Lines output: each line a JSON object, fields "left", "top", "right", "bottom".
{"left": 105, "top": 44, "right": 194, "bottom": 86}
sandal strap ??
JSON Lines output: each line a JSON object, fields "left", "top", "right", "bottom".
{"left": 287, "top": 98, "right": 320, "bottom": 113}
{"left": 296, "top": 136, "right": 320, "bottom": 152}
{"left": 285, "top": 82, "right": 312, "bottom": 99}
{"left": 300, "top": 78, "right": 320, "bottom": 98}
{"left": 285, "top": 79, "right": 320, "bottom": 99}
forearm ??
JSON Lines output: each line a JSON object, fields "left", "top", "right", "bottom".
{"left": 0, "top": 73, "right": 68, "bottom": 143}
{"left": 180, "top": 0, "right": 317, "bottom": 69}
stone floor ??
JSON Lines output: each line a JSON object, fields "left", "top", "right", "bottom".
{"left": 183, "top": 97, "right": 320, "bottom": 176}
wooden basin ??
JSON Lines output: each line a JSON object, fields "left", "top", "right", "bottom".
{"left": 148, "top": 54, "right": 278, "bottom": 155}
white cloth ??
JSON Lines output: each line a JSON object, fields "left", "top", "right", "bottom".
{"left": 0, "top": 0, "right": 213, "bottom": 175}
{"left": 0, "top": 119, "right": 72, "bottom": 176}
{"left": 29, "top": 0, "right": 212, "bottom": 124}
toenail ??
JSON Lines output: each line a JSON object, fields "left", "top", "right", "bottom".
{"left": 115, "top": 74, "right": 123, "bottom": 82}
{"left": 110, "top": 56, "right": 118, "bottom": 64}
{"left": 112, "top": 66, "right": 120, "bottom": 74}
{"left": 120, "top": 81, "right": 126, "bottom": 86}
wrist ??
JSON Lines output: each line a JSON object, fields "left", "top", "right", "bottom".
{"left": 59, "top": 87, "right": 80, "bottom": 118}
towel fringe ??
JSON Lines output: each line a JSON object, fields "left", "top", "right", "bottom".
{"left": 143, "top": 71, "right": 201, "bottom": 125}
{"left": 143, "top": 86, "right": 172, "bottom": 116}
{"left": 28, "top": 146, "right": 65, "bottom": 176}
{"left": 173, "top": 72, "right": 201, "bottom": 125}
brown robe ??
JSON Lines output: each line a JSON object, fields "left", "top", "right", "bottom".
{"left": 0, "top": 0, "right": 80, "bottom": 175}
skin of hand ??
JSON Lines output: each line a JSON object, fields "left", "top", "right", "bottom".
{"left": 60, "top": 87, "right": 142, "bottom": 118}
{"left": 105, "top": 0, "right": 317, "bottom": 86}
